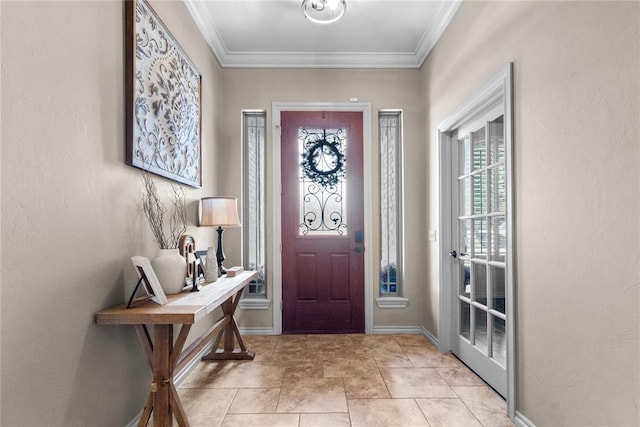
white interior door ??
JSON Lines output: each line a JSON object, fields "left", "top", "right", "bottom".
{"left": 451, "top": 116, "right": 507, "bottom": 396}
{"left": 438, "top": 64, "right": 515, "bottom": 414}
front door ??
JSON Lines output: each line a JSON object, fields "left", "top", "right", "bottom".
{"left": 281, "top": 111, "right": 364, "bottom": 333}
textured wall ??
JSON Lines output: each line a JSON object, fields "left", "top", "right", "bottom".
{"left": 422, "top": 1, "right": 640, "bottom": 424}
{"left": 1, "top": 1, "right": 222, "bottom": 424}
{"left": 218, "top": 68, "right": 428, "bottom": 331}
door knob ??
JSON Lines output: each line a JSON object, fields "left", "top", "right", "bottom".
{"left": 449, "top": 250, "right": 457, "bottom": 258}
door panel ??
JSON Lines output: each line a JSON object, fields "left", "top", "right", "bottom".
{"left": 281, "top": 111, "right": 364, "bottom": 334}
{"left": 452, "top": 115, "right": 508, "bottom": 396}
{"left": 296, "top": 254, "right": 317, "bottom": 300}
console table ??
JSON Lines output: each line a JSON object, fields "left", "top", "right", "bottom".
{"left": 96, "top": 270, "right": 258, "bottom": 427}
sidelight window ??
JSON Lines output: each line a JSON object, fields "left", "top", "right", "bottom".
{"left": 379, "top": 111, "right": 403, "bottom": 297}
{"left": 242, "top": 111, "right": 266, "bottom": 297}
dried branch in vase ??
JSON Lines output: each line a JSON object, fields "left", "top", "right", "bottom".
{"left": 141, "top": 172, "right": 187, "bottom": 249}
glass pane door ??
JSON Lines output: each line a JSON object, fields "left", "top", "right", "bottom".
{"left": 454, "top": 115, "right": 507, "bottom": 396}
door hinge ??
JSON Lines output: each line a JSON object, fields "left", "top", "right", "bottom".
{"left": 280, "top": 300, "right": 283, "bottom": 311}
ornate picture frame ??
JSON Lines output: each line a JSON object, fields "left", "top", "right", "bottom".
{"left": 125, "top": 0, "right": 202, "bottom": 188}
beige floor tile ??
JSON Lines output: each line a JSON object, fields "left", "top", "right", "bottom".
{"left": 177, "top": 388, "right": 237, "bottom": 426}
{"left": 453, "top": 386, "right": 514, "bottom": 426}
{"left": 221, "top": 413, "right": 300, "bottom": 427}
{"left": 270, "top": 349, "right": 320, "bottom": 364}
{"left": 240, "top": 336, "right": 278, "bottom": 362}
{"left": 182, "top": 361, "right": 285, "bottom": 389}
{"left": 344, "top": 376, "right": 390, "bottom": 399}
{"left": 348, "top": 399, "right": 429, "bottom": 427}
{"left": 380, "top": 368, "right": 457, "bottom": 398}
{"left": 350, "top": 334, "right": 404, "bottom": 353}
{"left": 179, "top": 362, "right": 225, "bottom": 389}
{"left": 393, "top": 334, "right": 433, "bottom": 347}
{"left": 275, "top": 335, "right": 328, "bottom": 353}
{"left": 372, "top": 352, "right": 414, "bottom": 368}
{"left": 437, "top": 367, "right": 486, "bottom": 386}
{"left": 283, "top": 360, "right": 324, "bottom": 378}
{"left": 227, "top": 388, "right": 281, "bottom": 413}
{"left": 319, "top": 335, "right": 356, "bottom": 352}
{"left": 299, "top": 413, "right": 352, "bottom": 427}
{"left": 323, "top": 354, "right": 380, "bottom": 378}
{"left": 176, "top": 335, "right": 510, "bottom": 425}
{"left": 416, "top": 398, "right": 482, "bottom": 427}
{"left": 241, "top": 335, "right": 279, "bottom": 346}
{"left": 277, "top": 377, "right": 348, "bottom": 413}
{"left": 404, "top": 346, "right": 463, "bottom": 368}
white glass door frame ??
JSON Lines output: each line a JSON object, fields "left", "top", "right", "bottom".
{"left": 271, "top": 102, "right": 374, "bottom": 335}
{"left": 437, "top": 63, "right": 515, "bottom": 418}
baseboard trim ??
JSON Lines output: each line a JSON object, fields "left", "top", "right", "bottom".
{"left": 514, "top": 410, "right": 536, "bottom": 427}
{"left": 375, "top": 296, "right": 410, "bottom": 309}
{"left": 125, "top": 340, "right": 215, "bottom": 427}
{"left": 372, "top": 326, "right": 424, "bottom": 334}
{"left": 239, "top": 298, "right": 271, "bottom": 310}
{"left": 420, "top": 326, "right": 439, "bottom": 348}
{"left": 238, "top": 327, "right": 276, "bottom": 335}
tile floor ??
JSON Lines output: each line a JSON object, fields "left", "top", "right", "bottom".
{"left": 176, "top": 334, "right": 514, "bottom": 427}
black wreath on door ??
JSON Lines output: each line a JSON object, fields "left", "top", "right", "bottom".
{"left": 301, "top": 131, "right": 345, "bottom": 187}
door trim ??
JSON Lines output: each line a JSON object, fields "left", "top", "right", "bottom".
{"left": 271, "top": 102, "right": 373, "bottom": 334}
{"left": 437, "top": 63, "right": 515, "bottom": 418}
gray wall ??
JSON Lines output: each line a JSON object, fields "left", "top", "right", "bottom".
{"left": 218, "top": 68, "right": 428, "bottom": 331}
{"left": 1, "top": 1, "right": 222, "bottom": 424}
{"left": 422, "top": 1, "right": 640, "bottom": 425}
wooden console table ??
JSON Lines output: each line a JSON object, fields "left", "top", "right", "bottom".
{"left": 96, "top": 270, "right": 258, "bottom": 427}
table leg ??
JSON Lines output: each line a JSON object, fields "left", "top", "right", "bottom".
{"left": 202, "top": 289, "right": 255, "bottom": 361}
{"left": 134, "top": 324, "right": 191, "bottom": 427}
{"left": 153, "top": 325, "right": 173, "bottom": 426}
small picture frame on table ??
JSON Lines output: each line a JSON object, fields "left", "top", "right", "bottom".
{"left": 128, "top": 256, "right": 168, "bottom": 307}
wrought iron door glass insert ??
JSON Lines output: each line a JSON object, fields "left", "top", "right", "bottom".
{"left": 298, "top": 127, "right": 347, "bottom": 235}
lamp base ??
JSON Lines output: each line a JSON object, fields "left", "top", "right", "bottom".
{"left": 216, "top": 226, "right": 227, "bottom": 276}
{"left": 218, "top": 264, "right": 227, "bottom": 276}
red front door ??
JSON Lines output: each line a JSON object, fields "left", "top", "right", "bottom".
{"left": 281, "top": 111, "right": 364, "bottom": 334}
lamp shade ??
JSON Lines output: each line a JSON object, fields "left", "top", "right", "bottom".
{"left": 199, "top": 197, "right": 241, "bottom": 227}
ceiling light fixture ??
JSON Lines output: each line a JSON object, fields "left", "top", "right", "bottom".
{"left": 302, "top": 0, "right": 347, "bottom": 25}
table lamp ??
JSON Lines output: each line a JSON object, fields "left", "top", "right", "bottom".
{"left": 199, "top": 197, "right": 241, "bottom": 275}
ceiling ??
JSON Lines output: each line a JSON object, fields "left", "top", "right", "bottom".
{"left": 183, "top": 0, "right": 462, "bottom": 68}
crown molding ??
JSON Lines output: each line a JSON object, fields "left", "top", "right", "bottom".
{"left": 183, "top": 0, "right": 461, "bottom": 69}
{"left": 415, "top": 0, "right": 462, "bottom": 65}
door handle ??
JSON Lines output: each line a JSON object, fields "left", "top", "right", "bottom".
{"left": 449, "top": 250, "right": 468, "bottom": 259}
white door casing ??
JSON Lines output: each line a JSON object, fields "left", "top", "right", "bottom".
{"left": 437, "top": 63, "right": 515, "bottom": 418}
{"left": 271, "top": 102, "right": 374, "bottom": 335}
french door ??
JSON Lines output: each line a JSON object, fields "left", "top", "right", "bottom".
{"left": 439, "top": 64, "right": 514, "bottom": 408}
{"left": 451, "top": 116, "right": 508, "bottom": 396}
{"left": 280, "top": 111, "right": 365, "bottom": 333}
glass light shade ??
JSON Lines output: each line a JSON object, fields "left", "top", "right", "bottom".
{"left": 302, "top": 0, "right": 346, "bottom": 24}
{"left": 199, "top": 197, "right": 241, "bottom": 227}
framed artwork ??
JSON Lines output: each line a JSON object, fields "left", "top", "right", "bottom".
{"left": 125, "top": 0, "right": 202, "bottom": 188}
{"left": 130, "top": 256, "right": 168, "bottom": 305}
